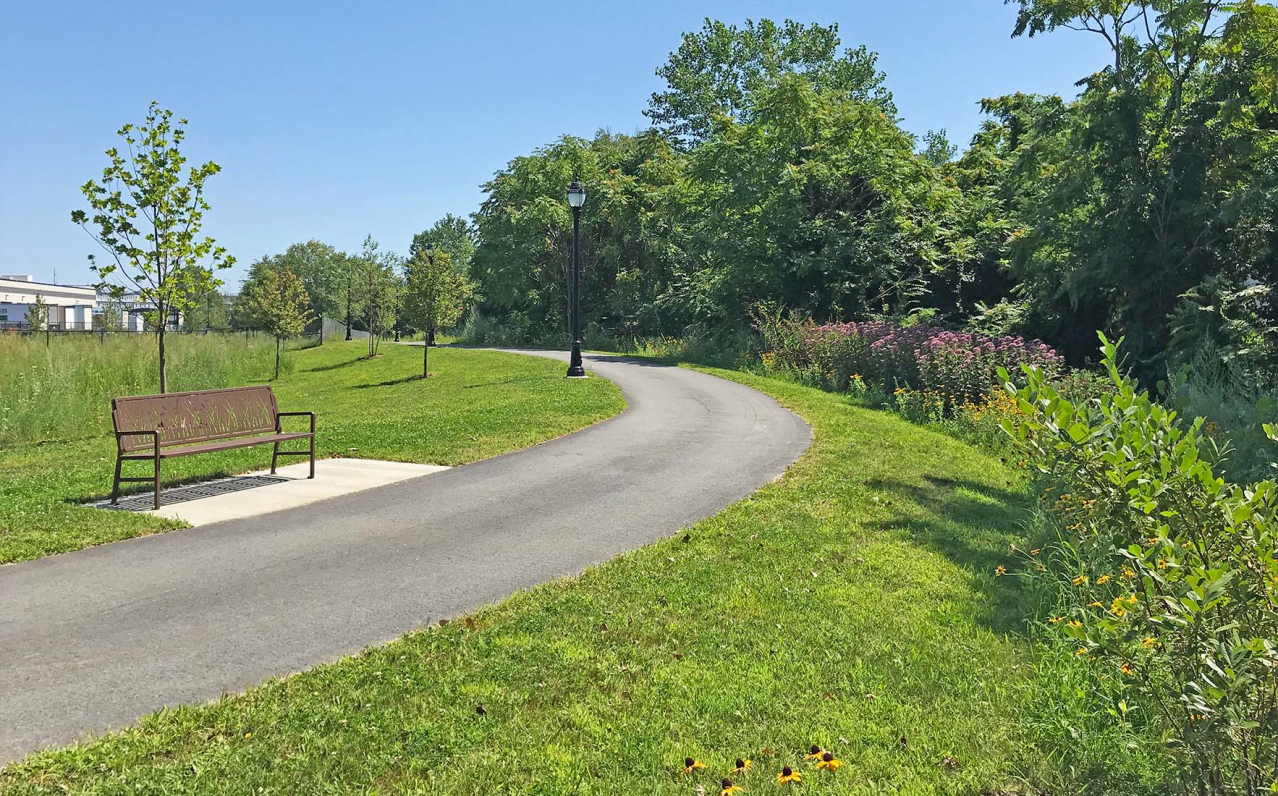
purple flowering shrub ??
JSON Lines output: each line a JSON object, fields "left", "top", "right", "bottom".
{"left": 760, "top": 315, "right": 1064, "bottom": 409}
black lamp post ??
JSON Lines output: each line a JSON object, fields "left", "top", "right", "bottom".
{"left": 423, "top": 243, "right": 436, "bottom": 346}
{"left": 566, "top": 177, "right": 586, "bottom": 378}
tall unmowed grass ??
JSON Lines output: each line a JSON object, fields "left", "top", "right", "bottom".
{"left": 0, "top": 333, "right": 289, "bottom": 446}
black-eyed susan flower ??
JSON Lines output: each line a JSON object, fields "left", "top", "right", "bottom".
{"left": 995, "top": 565, "right": 1007, "bottom": 576}
{"left": 720, "top": 778, "right": 744, "bottom": 796}
{"left": 1030, "top": 548, "right": 1041, "bottom": 556}
{"left": 1067, "top": 620, "right": 1082, "bottom": 629}
{"left": 1095, "top": 574, "right": 1111, "bottom": 585}
{"left": 777, "top": 766, "right": 802, "bottom": 785}
{"left": 804, "top": 745, "right": 824, "bottom": 761}
{"left": 1072, "top": 574, "right": 1088, "bottom": 586}
{"left": 1120, "top": 662, "right": 1135, "bottom": 676}
{"left": 682, "top": 757, "right": 706, "bottom": 775}
{"left": 1157, "top": 558, "right": 1168, "bottom": 570}
{"left": 1142, "top": 636, "right": 1158, "bottom": 648}
{"left": 815, "top": 751, "right": 842, "bottom": 772}
{"left": 731, "top": 758, "right": 752, "bottom": 774}
{"left": 1088, "top": 601, "right": 1104, "bottom": 608}
{"left": 1048, "top": 616, "right": 1065, "bottom": 624}
{"left": 1075, "top": 646, "right": 1089, "bottom": 657}
{"left": 1110, "top": 597, "right": 1128, "bottom": 617}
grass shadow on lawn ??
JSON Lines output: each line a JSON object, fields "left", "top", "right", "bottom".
{"left": 462, "top": 375, "right": 561, "bottom": 389}
{"left": 302, "top": 355, "right": 365, "bottom": 373}
{"left": 353, "top": 375, "right": 426, "bottom": 389}
{"left": 864, "top": 473, "right": 1035, "bottom": 636}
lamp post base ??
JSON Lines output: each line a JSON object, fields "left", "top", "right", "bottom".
{"left": 567, "top": 342, "right": 586, "bottom": 378}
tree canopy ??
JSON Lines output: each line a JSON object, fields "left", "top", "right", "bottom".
{"left": 465, "top": 7, "right": 1278, "bottom": 383}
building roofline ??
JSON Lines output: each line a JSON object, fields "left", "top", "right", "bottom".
{"left": 0, "top": 277, "right": 96, "bottom": 290}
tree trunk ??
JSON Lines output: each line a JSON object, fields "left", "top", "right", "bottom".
{"left": 158, "top": 316, "right": 168, "bottom": 395}
{"left": 345, "top": 283, "right": 352, "bottom": 341}
{"left": 423, "top": 337, "right": 428, "bottom": 378}
{"left": 275, "top": 335, "right": 282, "bottom": 380}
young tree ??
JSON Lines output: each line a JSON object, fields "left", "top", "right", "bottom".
{"left": 257, "top": 240, "right": 346, "bottom": 342}
{"left": 27, "top": 293, "right": 50, "bottom": 331}
{"left": 352, "top": 235, "right": 401, "bottom": 358}
{"left": 98, "top": 296, "right": 125, "bottom": 331}
{"left": 71, "top": 102, "right": 234, "bottom": 393}
{"left": 403, "top": 249, "right": 472, "bottom": 377}
{"left": 241, "top": 266, "right": 313, "bottom": 379}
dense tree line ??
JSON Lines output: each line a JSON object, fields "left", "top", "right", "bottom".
{"left": 462, "top": 2, "right": 1278, "bottom": 383}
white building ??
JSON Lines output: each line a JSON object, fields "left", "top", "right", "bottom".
{"left": 0, "top": 275, "right": 97, "bottom": 330}
{"left": 94, "top": 290, "right": 152, "bottom": 332}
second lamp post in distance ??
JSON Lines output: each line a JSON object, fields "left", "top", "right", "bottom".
{"left": 566, "top": 178, "right": 586, "bottom": 378}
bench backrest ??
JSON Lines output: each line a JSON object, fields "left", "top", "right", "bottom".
{"left": 112, "top": 386, "right": 279, "bottom": 452}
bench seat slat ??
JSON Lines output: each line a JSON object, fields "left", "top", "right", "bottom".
{"left": 156, "top": 432, "right": 312, "bottom": 458}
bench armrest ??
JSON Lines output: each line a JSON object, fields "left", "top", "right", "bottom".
{"left": 276, "top": 411, "right": 316, "bottom": 433}
{"left": 115, "top": 429, "right": 159, "bottom": 455}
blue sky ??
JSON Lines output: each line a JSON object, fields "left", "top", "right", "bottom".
{"left": 0, "top": 1, "right": 1109, "bottom": 287}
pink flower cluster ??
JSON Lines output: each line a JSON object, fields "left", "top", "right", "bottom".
{"left": 768, "top": 318, "right": 1064, "bottom": 405}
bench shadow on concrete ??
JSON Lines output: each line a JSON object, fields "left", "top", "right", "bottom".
{"left": 94, "top": 474, "right": 288, "bottom": 513}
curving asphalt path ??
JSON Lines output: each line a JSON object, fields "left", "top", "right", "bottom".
{"left": 0, "top": 350, "right": 810, "bottom": 764}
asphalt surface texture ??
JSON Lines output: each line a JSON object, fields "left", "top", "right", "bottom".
{"left": 0, "top": 350, "right": 811, "bottom": 763}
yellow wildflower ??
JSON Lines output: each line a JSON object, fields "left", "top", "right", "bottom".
{"left": 1095, "top": 574, "right": 1111, "bottom": 585}
{"left": 1110, "top": 598, "right": 1128, "bottom": 617}
{"left": 1142, "top": 637, "right": 1158, "bottom": 648}
{"left": 1120, "top": 662, "right": 1135, "bottom": 676}
{"left": 682, "top": 758, "right": 706, "bottom": 775}
{"left": 777, "top": 766, "right": 802, "bottom": 785}
{"left": 1072, "top": 575, "right": 1088, "bottom": 586}
{"left": 730, "top": 759, "right": 752, "bottom": 774}
{"left": 1067, "top": 620, "right": 1082, "bottom": 629}
{"left": 804, "top": 745, "right": 824, "bottom": 761}
{"left": 815, "top": 752, "right": 842, "bottom": 772}
{"left": 1048, "top": 616, "right": 1065, "bottom": 624}
{"left": 720, "top": 779, "right": 744, "bottom": 796}
{"left": 995, "top": 565, "right": 1007, "bottom": 576}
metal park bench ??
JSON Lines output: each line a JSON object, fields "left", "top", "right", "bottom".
{"left": 111, "top": 386, "right": 316, "bottom": 510}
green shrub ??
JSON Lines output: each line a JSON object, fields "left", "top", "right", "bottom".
{"left": 999, "top": 333, "right": 1278, "bottom": 796}
{"left": 1165, "top": 346, "right": 1278, "bottom": 486}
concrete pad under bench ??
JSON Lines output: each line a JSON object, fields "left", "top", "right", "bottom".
{"left": 99, "top": 458, "right": 449, "bottom": 526}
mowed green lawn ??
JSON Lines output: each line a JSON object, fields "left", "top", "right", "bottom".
{"left": 1, "top": 367, "right": 1057, "bottom": 795}
{"left": 0, "top": 342, "right": 625, "bottom": 564}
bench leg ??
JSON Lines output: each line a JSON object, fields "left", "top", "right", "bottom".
{"left": 271, "top": 441, "right": 280, "bottom": 475}
{"left": 153, "top": 446, "right": 161, "bottom": 511}
{"left": 111, "top": 456, "right": 123, "bottom": 505}
{"left": 309, "top": 434, "right": 315, "bottom": 479}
